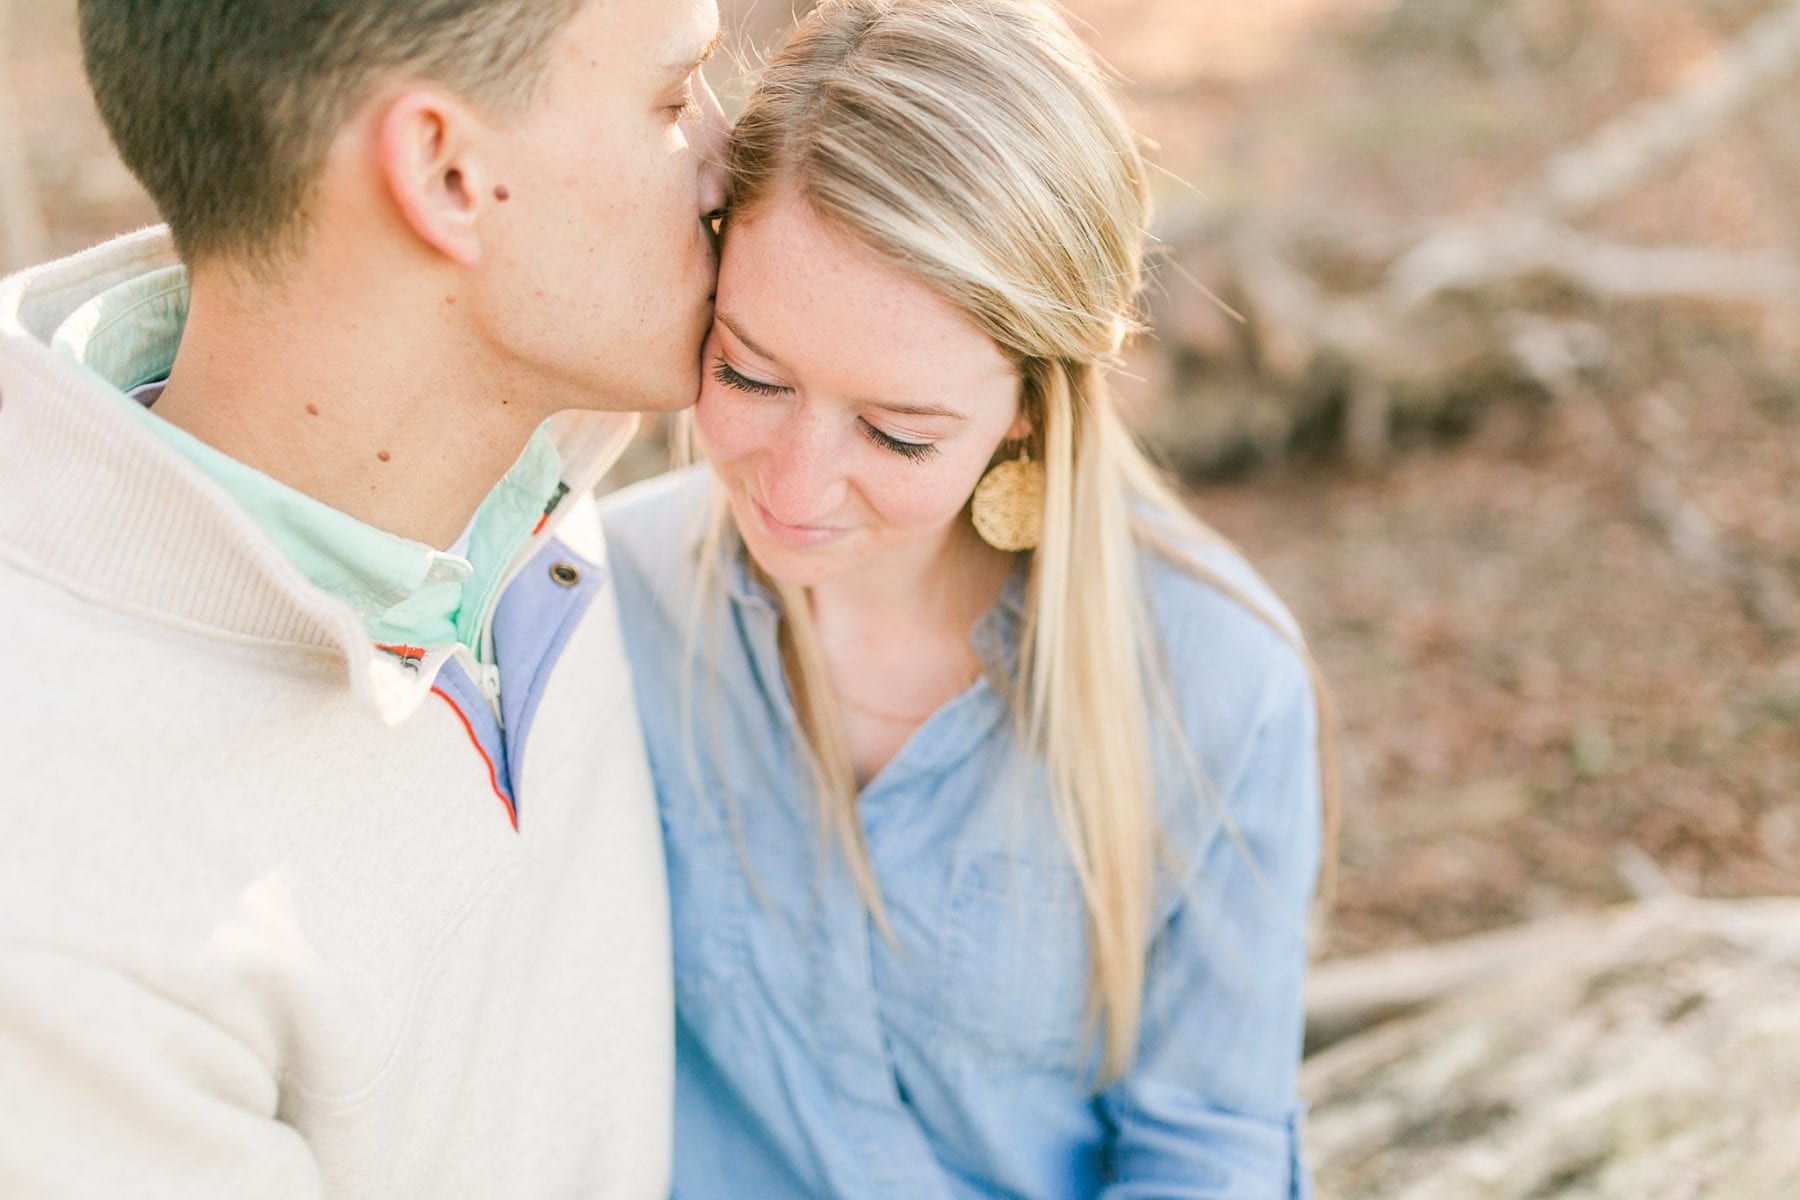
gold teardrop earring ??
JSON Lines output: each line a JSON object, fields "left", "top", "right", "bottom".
{"left": 970, "top": 443, "right": 1046, "bottom": 552}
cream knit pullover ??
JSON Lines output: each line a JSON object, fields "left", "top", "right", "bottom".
{"left": 0, "top": 229, "right": 673, "bottom": 1197}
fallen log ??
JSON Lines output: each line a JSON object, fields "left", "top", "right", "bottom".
{"left": 1304, "top": 908, "right": 1619, "bottom": 1055}
{"left": 1305, "top": 898, "right": 1800, "bottom": 1199}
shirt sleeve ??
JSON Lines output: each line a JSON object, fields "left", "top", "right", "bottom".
{"left": 0, "top": 942, "right": 326, "bottom": 1198}
{"left": 1098, "top": 649, "right": 1323, "bottom": 1199}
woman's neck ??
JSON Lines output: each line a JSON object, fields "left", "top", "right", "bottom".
{"left": 804, "top": 524, "right": 1017, "bottom": 784}
{"left": 807, "top": 521, "right": 1011, "bottom": 637}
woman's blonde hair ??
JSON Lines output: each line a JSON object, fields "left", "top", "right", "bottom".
{"left": 695, "top": 0, "right": 1337, "bottom": 1084}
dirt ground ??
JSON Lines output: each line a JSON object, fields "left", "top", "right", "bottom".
{"left": 6, "top": 0, "right": 1796, "bottom": 959}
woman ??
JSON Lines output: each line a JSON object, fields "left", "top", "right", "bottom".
{"left": 600, "top": 0, "right": 1332, "bottom": 1194}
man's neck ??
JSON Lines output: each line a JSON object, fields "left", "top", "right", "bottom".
{"left": 152, "top": 261, "right": 547, "bottom": 550}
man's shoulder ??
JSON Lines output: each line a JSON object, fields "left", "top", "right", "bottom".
{"left": 0, "top": 552, "right": 164, "bottom": 673}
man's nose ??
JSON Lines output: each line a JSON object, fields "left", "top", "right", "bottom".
{"left": 693, "top": 72, "right": 730, "bottom": 222}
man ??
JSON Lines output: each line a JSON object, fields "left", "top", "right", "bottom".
{"left": 0, "top": 0, "right": 727, "bottom": 1194}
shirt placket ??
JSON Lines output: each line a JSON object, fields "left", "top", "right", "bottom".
{"left": 731, "top": 588, "right": 955, "bottom": 1199}
{"left": 818, "top": 787, "right": 960, "bottom": 1200}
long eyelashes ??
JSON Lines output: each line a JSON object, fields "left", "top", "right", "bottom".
{"left": 859, "top": 423, "right": 939, "bottom": 462}
{"left": 666, "top": 79, "right": 698, "bottom": 124}
{"left": 711, "top": 358, "right": 941, "bottom": 462}
{"left": 712, "top": 359, "right": 786, "bottom": 397}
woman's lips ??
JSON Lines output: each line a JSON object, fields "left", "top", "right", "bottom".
{"left": 752, "top": 499, "right": 851, "bottom": 549}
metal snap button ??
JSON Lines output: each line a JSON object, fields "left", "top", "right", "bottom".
{"left": 549, "top": 561, "right": 581, "bottom": 587}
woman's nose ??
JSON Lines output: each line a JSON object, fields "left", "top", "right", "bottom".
{"left": 757, "top": 416, "right": 848, "bottom": 525}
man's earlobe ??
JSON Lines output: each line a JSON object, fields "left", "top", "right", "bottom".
{"left": 379, "top": 90, "right": 485, "bottom": 267}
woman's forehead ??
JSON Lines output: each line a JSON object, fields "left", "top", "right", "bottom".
{"left": 716, "top": 194, "right": 1011, "bottom": 387}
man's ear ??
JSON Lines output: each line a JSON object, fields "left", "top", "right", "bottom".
{"left": 377, "top": 89, "right": 488, "bottom": 267}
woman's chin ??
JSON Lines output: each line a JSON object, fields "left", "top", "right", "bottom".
{"left": 738, "top": 531, "right": 856, "bottom": 592}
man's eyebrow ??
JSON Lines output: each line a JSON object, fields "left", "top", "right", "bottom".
{"left": 663, "top": 27, "right": 724, "bottom": 75}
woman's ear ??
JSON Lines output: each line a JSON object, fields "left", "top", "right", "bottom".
{"left": 1004, "top": 394, "right": 1035, "bottom": 445}
{"left": 376, "top": 89, "right": 487, "bottom": 267}
{"left": 1007, "top": 370, "right": 1042, "bottom": 445}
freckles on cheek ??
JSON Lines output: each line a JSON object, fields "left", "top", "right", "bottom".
{"left": 693, "top": 390, "right": 761, "bottom": 466}
{"left": 877, "top": 468, "right": 980, "bottom": 532}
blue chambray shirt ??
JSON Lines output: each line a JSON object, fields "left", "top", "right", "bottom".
{"left": 601, "top": 466, "right": 1321, "bottom": 1199}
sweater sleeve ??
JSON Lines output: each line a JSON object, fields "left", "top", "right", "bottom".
{"left": 0, "top": 942, "right": 325, "bottom": 1198}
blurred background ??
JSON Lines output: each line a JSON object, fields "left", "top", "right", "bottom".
{"left": 8, "top": 1, "right": 1799, "bottom": 1190}
{"left": 4, "top": 0, "right": 1796, "bottom": 963}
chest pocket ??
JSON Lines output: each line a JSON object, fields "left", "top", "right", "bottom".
{"left": 657, "top": 768, "right": 755, "bottom": 1009}
{"left": 935, "top": 851, "right": 1096, "bottom": 1071}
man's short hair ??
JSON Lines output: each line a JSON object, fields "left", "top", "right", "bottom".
{"left": 79, "top": 0, "right": 588, "bottom": 267}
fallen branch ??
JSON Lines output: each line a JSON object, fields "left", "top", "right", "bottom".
{"left": 1537, "top": 0, "right": 1800, "bottom": 221}
{"left": 1304, "top": 908, "right": 1623, "bottom": 1054}
{"left": 1136, "top": 4, "right": 1800, "bottom": 469}
{"left": 1386, "top": 217, "right": 1800, "bottom": 312}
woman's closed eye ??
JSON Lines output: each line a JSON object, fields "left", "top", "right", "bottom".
{"left": 712, "top": 359, "right": 788, "bottom": 397}
{"left": 860, "top": 422, "right": 939, "bottom": 462}
{"left": 712, "top": 358, "right": 942, "bottom": 462}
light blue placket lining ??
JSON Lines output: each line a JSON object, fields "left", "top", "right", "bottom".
{"left": 48, "top": 264, "right": 562, "bottom": 661}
